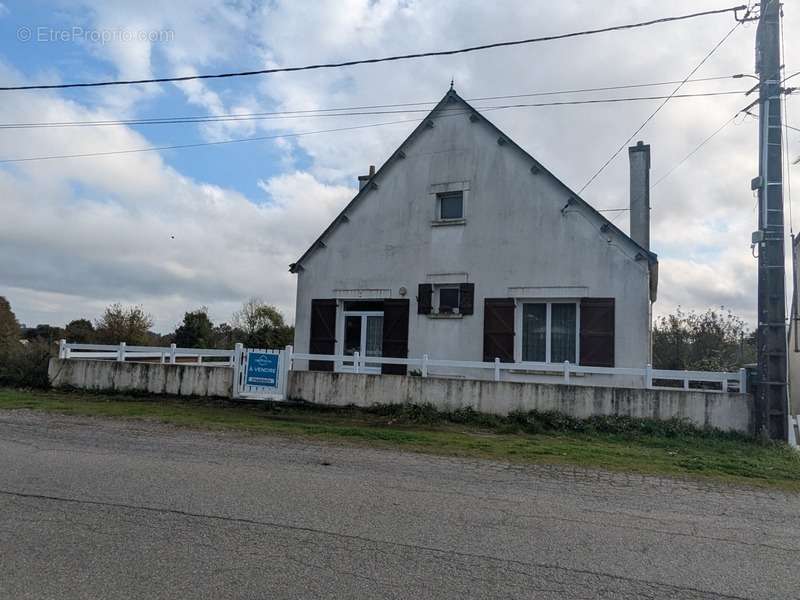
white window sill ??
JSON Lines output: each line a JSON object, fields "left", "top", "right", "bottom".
{"left": 426, "top": 312, "right": 464, "bottom": 319}
{"left": 431, "top": 218, "right": 466, "bottom": 227}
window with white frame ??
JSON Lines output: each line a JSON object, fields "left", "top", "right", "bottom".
{"left": 436, "top": 286, "right": 461, "bottom": 314}
{"left": 521, "top": 301, "right": 578, "bottom": 363}
{"left": 437, "top": 191, "right": 463, "bottom": 220}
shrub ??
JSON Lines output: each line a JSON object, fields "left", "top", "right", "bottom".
{"left": 0, "top": 340, "right": 53, "bottom": 388}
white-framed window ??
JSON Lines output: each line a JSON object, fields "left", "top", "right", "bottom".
{"left": 437, "top": 191, "right": 463, "bottom": 220}
{"left": 515, "top": 301, "right": 580, "bottom": 364}
{"left": 435, "top": 285, "right": 461, "bottom": 314}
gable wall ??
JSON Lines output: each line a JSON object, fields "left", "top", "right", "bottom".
{"left": 293, "top": 106, "right": 652, "bottom": 368}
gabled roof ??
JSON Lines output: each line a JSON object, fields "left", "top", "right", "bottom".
{"left": 289, "top": 88, "right": 658, "bottom": 275}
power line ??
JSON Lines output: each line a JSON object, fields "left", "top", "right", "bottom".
{"left": 0, "top": 91, "right": 750, "bottom": 164}
{"left": 650, "top": 112, "right": 742, "bottom": 188}
{"left": 783, "top": 70, "right": 800, "bottom": 84}
{"left": 0, "top": 5, "right": 747, "bottom": 92}
{"left": 0, "top": 74, "right": 747, "bottom": 129}
{"left": 577, "top": 8, "right": 748, "bottom": 195}
{"left": 0, "top": 110, "right": 495, "bottom": 164}
{"left": 651, "top": 59, "right": 792, "bottom": 189}
{"left": 0, "top": 117, "right": 427, "bottom": 164}
{"left": 0, "top": 89, "right": 748, "bottom": 130}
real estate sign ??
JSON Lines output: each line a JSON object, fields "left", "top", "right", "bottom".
{"left": 245, "top": 352, "right": 279, "bottom": 388}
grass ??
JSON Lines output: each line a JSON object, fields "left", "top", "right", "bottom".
{"left": 1, "top": 387, "right": 799, "bottom": 491}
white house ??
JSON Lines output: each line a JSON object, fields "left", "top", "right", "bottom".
{"left": 290, "top": 87, "right": 658, "bottom": 382}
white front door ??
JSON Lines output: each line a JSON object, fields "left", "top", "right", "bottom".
{"left": 341, "top": 311, "right": 383, "bottom": 373}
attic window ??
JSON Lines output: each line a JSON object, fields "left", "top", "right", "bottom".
{"left": 438, "top": 191, "right": 463, "bottom": 220}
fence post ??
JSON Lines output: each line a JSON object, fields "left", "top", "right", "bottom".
{"left": 564, "top": 361, "right": 570, "bottom": 384}
{"left": 739, "top": 368, "right": 747, "bottom": 393}
{"left": 645, "top": 364, "right": 652, "bottom": 389}
{"left": 721, "top": 378, "right": 728, "bottom": 393}
{"left": 169, "top": 343, "right": 177, "bottom": 365}
{"left": 58, "top": 339, "right": 66, "bottom": 359}
{"left": 117, "top": 342, "right": 126, "bottom": 362}
{"left": 354, "top": 351, "right": 360, "bottom": 374}
{"left": 231, "top": 343, "right": 244, "bottom": 399}
{"left": 494, "top": 357, "right": 500, "bottom": 382}
{"left": 422, "top": 354, "right": 429, "bottom": 378}
{"left": 285, "top": 345, "right": 294, "bottom": 371}
{"left": 683, "top": 370, "right": 690, "bottom": 390}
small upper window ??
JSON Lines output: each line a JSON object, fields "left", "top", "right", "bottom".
{"left": 438, "top": 191, "right": 463, "bottom": 220}
{"left": 438, "top": 287, "right": 460, "bottom": 314}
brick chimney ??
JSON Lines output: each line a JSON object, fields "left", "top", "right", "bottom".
{"left": 628, "top": 141, "right": 650, "bottom": 251}
{"left": 358, "top": 165, "right": 376, "bottom": 190}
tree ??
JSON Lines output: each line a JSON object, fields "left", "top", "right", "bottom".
{"left": 0, "top": 296, "right": 21, "bottom": 347}
{"left": 173, "top": 308, "right": 215, "bottom": 348}
{"left": 652, "top": 307, "right": 755, "bottom": 372}
{"left": 211, "top": 322, "right": 244, "bottom": 349}
{"left": 24, "top": 324, "right": 65, "bottom": 345}
{"left": 94, "top": 304, "right": 154, "bottom": 345}
{"left": 232, "top": 298, "right": 294, "bottom": 349}
{"left": 65, "top": 319, "right": 95, "bottom": 343}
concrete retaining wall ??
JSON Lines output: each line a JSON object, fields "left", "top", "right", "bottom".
{"left": 48, "top": 359, "right": 754, "bottom": 433}
{"left": 288, "top": 371, "right": 753, "bottom": 433}
{"left": 48, "top": 358, "right": 232, "bottom": 398}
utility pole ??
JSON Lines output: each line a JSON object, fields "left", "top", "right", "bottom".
{"left": 754, "top": 0, "right": 788, "bottom": 440}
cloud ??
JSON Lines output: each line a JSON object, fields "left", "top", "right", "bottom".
{"left": 2, "top": 0, "right": 798, "bottom": 332}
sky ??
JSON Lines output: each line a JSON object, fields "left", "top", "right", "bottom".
{"left": 0, "top": 0, "right": 797, "bottom": 333}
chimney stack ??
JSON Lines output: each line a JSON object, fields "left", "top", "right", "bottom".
{"left": 628, "top": 141, "right": 650, "bottom": 251}
{"left": 358, "top": 164, "right": 376, "bottom": 190}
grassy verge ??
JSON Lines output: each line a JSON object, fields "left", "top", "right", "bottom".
{"left": 1, "top": 387, "right": 798, "bottom": 490}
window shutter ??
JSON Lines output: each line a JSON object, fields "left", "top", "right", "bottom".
{"left": 382, "top": 299, "right": 410, "bottom": 375}
{"left": 459, "top": 283, "right": 475, "bottom": 315}
{"left": 309, "top": 299, "right": 337, "bottom": 371}
{"left": 417, "top": 283, "right": 433, "bottom": 314}
{"left": 579, "top": 298, "right": 615, "bottom": 367}
{"left": 483, "top": 298, "right": 515, "bottom": 362}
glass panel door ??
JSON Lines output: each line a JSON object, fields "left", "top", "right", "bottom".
{"left": 343, "top": 315, "right": 362, "bottom": 368}
{"left": 550, "top": 303, "right": 577, "bottom": 363}
{"left": 340, "top": 311, "right": 383, "bottom": 372}
{"left": 365, "top": 315, "right": 384, "bottom": 369}
{"left": 522, "top": 303, "right": 547, "bottom": 362}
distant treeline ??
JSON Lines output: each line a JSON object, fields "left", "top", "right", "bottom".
{"left": 0, "top": 297, "right": 294, "bottom": 387}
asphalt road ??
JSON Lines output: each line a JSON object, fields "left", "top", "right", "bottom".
{"left": 0, "top": 410, "right": 798, "bottom": 600}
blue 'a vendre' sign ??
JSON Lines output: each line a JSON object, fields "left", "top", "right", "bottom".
{"left": 245, "top": 352, "right": 279, "bottom": 388}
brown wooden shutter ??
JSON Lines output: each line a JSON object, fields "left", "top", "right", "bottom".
{"left": 483, "top": 298, "right": 515, "bottom": 362}
{"left": 382, "top": 299, "right": 410, "bottom": 375}
{"left": 309, "top": 299, "right": 337, "bottom": 371}
{"left": 579, "top": 298, "right": 615, "bottom": 367}
{"left": 417, "top": 284, "right": 433, "bottom": 314}
{"left": 459, "top": 283, "right": 474, "bottom": 315}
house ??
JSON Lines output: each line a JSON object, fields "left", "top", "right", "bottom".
{"left": 290, "top": 87, "right": 658, "bottom": 383}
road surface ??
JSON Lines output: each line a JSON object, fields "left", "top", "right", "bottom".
{"left": 0, "top": 410, "right": 798, "bottom": 599}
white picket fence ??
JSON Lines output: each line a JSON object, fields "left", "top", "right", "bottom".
{"left": 57, "top": 341, "right": 747, "bottom": 393}
{"left": 289, "top": 351, "right": 747, "bottom": 393}
{"left": 57, "top": 341, "right": 235, "bottom": 365}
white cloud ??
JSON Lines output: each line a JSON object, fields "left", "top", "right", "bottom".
{"left": 2, "top": 0, "right": 799, "bottom": 332}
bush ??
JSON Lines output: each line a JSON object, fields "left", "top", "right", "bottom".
{"left": 0, "top": 341, "right": 53, "bottom": 388}
{"left": 359, "top": 402, "right": 747, "bottom": 441}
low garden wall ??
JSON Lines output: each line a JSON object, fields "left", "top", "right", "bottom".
{"left": 48, "top": 359, "right": 754, "bottom": 433}
{"left": 48, "top": 358, "right": 232, "bottom": 398}
{"left": 288, "top": 370, "right": 753, "bottom": 433}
